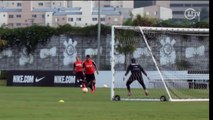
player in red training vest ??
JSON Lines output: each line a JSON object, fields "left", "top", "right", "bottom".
{"left": 73, "top": 56, "right": 84, "bottom": 88}
{"left": 83, "top": 55, "right": 99, "bottom": 93}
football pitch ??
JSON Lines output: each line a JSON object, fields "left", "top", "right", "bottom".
{"left": 0, "top": 86, "right": 209, "bottom": 120}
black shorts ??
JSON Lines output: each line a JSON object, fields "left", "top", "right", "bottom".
{"left": 85, "top": 74, "right": 95, "bottom": 83}
{"left": 128, "top": 73, "right": 143, "bottom": 82}
{"left": 75, "top": 71, "right": 84, "bottom": 80}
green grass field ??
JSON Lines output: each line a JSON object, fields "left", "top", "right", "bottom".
{"left": 0, "top": 85, "right": 209, "bottom": 120}
{"left": 115, "top": 88, "right": 209, "bottom": 99}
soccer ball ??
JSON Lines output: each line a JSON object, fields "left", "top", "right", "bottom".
{"left": 82, "top": 87, "right": 88, "bottom": 93}
{"left": 103, "top": 84, "right": 108, "bottom": 88}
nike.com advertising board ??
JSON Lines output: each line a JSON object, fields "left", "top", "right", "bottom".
{"left": 7, "top": 70, "right": 76, "bottom": 87}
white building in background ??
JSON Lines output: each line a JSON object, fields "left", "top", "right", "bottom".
{"left": 132, "top": 5, "right": 172, "bottom": 20}
{"left": 109, "top": 1, "right": 134, "bottom": 8}
{"left": 0, "top": 0, "right": 175, "bottom": 28}
{"left": 133, "top": 0, "right": 209, "bottom": 21}
{"left": 71, "top": 0, "right": 134, "bottom": 8}
{"left": 148, "top": 0, "right": 209, "bottom": 21}
{"left": 0, "top": 1, "right": 68, "bottom": 9}
{"left": 0, "top": 1, "right": 124, "bottom": 28}
{"left": 43, "top": 1, "right": 123, "bottom": 27}
{"left": 0, "top": 11, "right": 8, "bottom": 26}
{"left": 169, "top": 1, "right": 209, "bottom": 21}
{"left": 32, "top": 0, "right": 67, "bottom": 8}
{"left": 0, "top": 1, "right": 22, "bottom": 8}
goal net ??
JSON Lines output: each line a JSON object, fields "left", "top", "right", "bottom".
{"left": 111, "top": 26, "right": 209, "bottom": 102}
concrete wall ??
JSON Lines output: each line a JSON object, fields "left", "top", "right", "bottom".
{"left": 0, "top": 34, "right": 209, "bottom": 72}
{"left": 0, "top": 34, "right": 111, "bottom": 70}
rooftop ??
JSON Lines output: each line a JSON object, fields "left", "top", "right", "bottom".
{"left": 32, "top": 7, "right": 121, "bottom": 16}
{"left": 0, "top": 8, "right": 22, "bottom": 12}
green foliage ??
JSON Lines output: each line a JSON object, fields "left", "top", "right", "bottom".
{"left": 0, "top": 39, "right": 7, "bottom": 51}
{"left": 56, "top": 24, "right": 110, "bottom": 36}
{"left": 0, "top": 24, "right": 111, "bottom": 53}
{"left": 157, "top": 19, "right": 209, "bottom": 28}
{"left": 115, "top": 29, "right": 140, "bottom": 69}
{"left": 125, "top": 15, "right": 209, "bottom": 28}
{"left": 123, "top": 18, "right": 133, "bottom": 26}
{"left": 157, "top": 19, "right": 181, "bottom": 27}
{"left": 115, "top": 30, "right": 140, "bottom": 53}
{"left": 156, "top": 19, "right": 195, "bottom": 28}
{"left": 193, "top": 21, "right": 209, "bottom": 28}
{"left": 55, "top": 24, "right": 75, "bottom": 35}
{"left": 132, "top": 15, "right": 158, "bottom": 26}
{"left": 0, "top": 25, "right": 55, "bottom": 53}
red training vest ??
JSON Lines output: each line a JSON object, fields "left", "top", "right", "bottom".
{"left": 74, "top": 60, "right": 83, "bottom": 72}
{"left": 84, "top": 60, "right": 95, "bottom": 74}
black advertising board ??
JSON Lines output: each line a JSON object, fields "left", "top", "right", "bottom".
{"left": 7, "top": 70, "right": 76, "bottom": 87}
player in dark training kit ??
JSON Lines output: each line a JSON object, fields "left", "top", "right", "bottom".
{"left": 123, "top": 58, "right": 150, "bottom": 96}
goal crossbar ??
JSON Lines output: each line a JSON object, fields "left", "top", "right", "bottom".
{"left": 112, "top": 25, "right": 209, "bottom": 33}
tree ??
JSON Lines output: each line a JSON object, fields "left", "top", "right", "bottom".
{"left": 0, "top": 25, "right": 55, "bottom": 54}
{"left": 0, "top": 39, "right": 7, "bottom": 50}
{"left": 115, "top": 30, "right": 140, "bottom": 69}
{"left": 132, "top": 14, "right": 158, "bottom": 26}
{"left": 123, "top": 18, "right": 133, "bottom": 26}
{"left": 192, "top": 21, "right": 209, "bottom": 28}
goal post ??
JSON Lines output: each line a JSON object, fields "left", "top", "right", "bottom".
{"left": 111, "top": 25, "right": 209, "bottom": 102}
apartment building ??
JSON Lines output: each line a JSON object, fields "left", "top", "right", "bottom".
{"left": 0, "top": 1, "right": 35, "bottom": 28}
{"left": 43, "top": 2, "right": 123, "bottom": 27}
{"left": 134, "top": 0, "right": 156, "bottom": 8}
{"left": 0, "top": 1, "right": 22, "bottom": 8}
{"left": 76, "top": 0, "right": 134, "bottom": 8}
{"left": 0, "top": 1, "right": 124, "bottom": 28}
{"left": 32, "top": 1, "right": 67, "bottom": 9}
{"left": 132, "top": 5, "right": 172, "bottom": 20}
{"left": 145, "top": 0, "right": 209, "bottom": 21}
{"left": 133, "top": 0, "right": 209, "bottom": 21}
{"left": 3, "top": 1, "right": 206, "bottom": 28}
{"left": 0, "top": 1, "right": 133, "bottom": 9}
{"left": 0, "top": 1, "right": 67, "bottom": 9}
{"left": 169, "top": 1, "right": 209, "bottom": 21}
